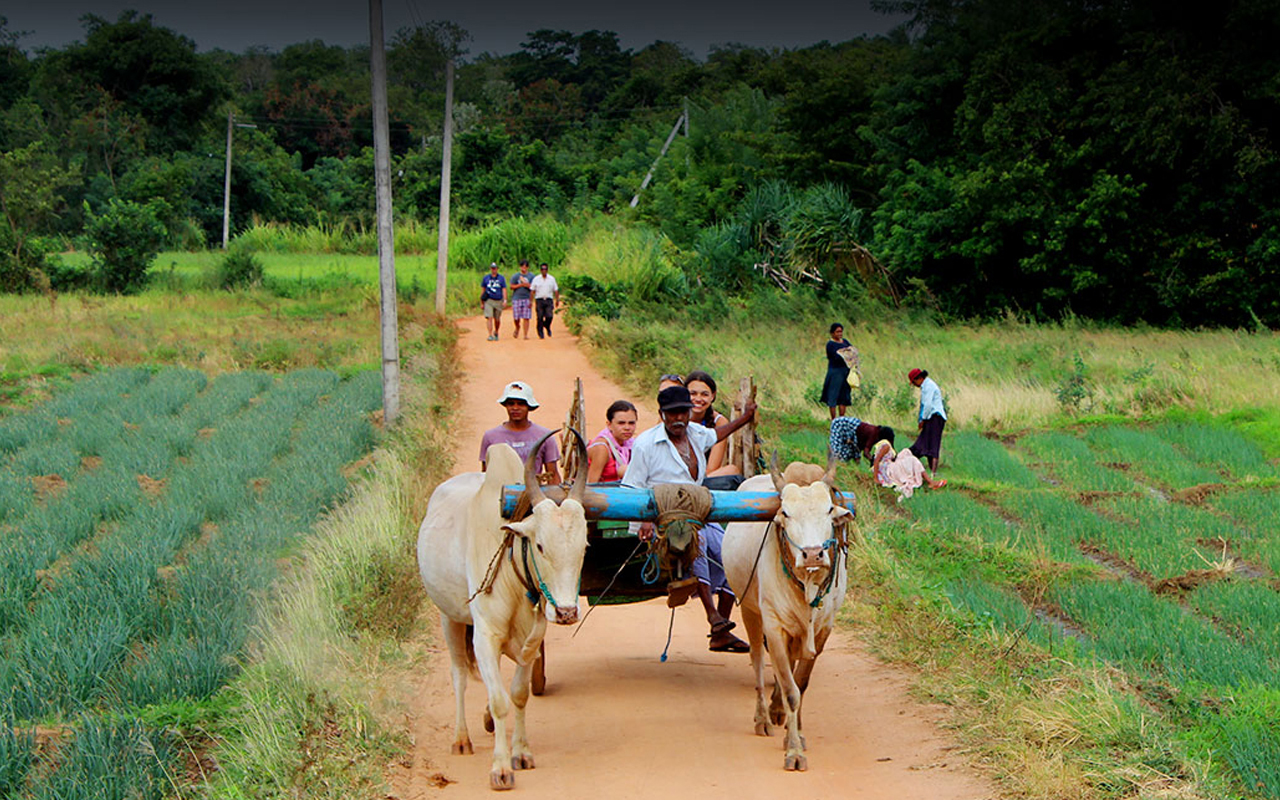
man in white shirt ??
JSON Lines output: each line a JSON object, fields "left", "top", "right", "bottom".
{"left": 624, "top": 385, "right": 757, "bottom": 652}
{"left": 530, "top": 263, "right": 560, "bottom": 339}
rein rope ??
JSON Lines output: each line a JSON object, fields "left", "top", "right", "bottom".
{"left": 648, "top": 484, "right": 713, "bottom": 577}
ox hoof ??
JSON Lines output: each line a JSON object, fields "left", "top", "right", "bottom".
{"left": 784, "top": 753, "right": 808, "bottom": 772}
{"left": 754, "top": 721, "right": 773, "bottom": 737}
{"left": 511, "top": 753, "right": 536, "bottom": 770}
{"left": 483, "top": 708, "right": 494, "bottom": 733}
{"left": 490, "top": 768, "right": 515, "bottom": 790}
{"left": 452, "top": 739, "right": 473, "bottom": 755}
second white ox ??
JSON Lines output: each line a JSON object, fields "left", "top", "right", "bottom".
{"left": 722, "top": 458, "right": 853, "bottom": 772}
{"left": 417, "top": 432, "right": 589, "bottom": 791}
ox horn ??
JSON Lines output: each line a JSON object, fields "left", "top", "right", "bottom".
{"left": 564, "top": 427, "right": 589, "bottom": 503}
{"left": 523, "top": 429, "right": 556, "bottom": 507}
{"left": 822, "top": 447, "right": 839, "bottom": 487}
{"left": 769, "top": 450, "right": 785, "bottom": 492}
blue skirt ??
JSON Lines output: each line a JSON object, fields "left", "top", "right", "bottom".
{"left": 822, "top": 366, "right": 852, "bottom": 407}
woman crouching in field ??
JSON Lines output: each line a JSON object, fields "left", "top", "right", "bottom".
{"left": 871, "top": 439, "right": 946, "bottom": 501}
{"left": 587, "top": 400, "right": 638, "bottom": 483}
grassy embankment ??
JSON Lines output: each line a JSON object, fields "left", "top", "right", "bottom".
{"left": 0, "top": 280, "right": 458, "bottom": 798}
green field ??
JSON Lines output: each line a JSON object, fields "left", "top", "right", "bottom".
{"left": 881, "top": 423, "right": 1280, "bottom": 798}
{"left": 0, "top": 366, "right": 384, "bottom": 797}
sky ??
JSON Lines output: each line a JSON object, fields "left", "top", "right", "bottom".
{"left": 7, "top": 0, "right": 906, "bottom": 58}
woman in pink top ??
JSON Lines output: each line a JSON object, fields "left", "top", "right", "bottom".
{"left": 587, "top": 400, "right": 638, "bottom": 482}
{"left": 870, "top": 439, "right": 946, "bottom": 500}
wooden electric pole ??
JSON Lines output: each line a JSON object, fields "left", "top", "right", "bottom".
{"left": 369, "top": 0, "right": 400, "bottom": 424}
{"left": 435, "top": 59, "right": 454, "bottom": 315}
{"left": 221, "top": 112, "right": 256, "bottom": 249}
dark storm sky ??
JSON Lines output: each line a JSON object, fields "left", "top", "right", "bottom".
{"left": 8, "top": 0, "right": 905, "bottom": 57}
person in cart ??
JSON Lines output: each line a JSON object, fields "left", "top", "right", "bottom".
{"left": 623, "top": 385, "right": 757, "bottom": 652}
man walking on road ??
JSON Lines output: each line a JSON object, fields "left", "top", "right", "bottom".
{"left": 531, "top": 262, "right": 560, "bottom": 339}
{"left": 479, "top": 381, "right": 562, "bottom": 483}
{"left": 510, "top": 260, "right": 534, "bottom": 340}
{"left": 481, "top": 263, "right": 507, "bottom": 341}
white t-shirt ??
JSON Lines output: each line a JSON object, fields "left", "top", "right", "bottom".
{"left": 530, "top": 274, "right": 559, "bottom": 300}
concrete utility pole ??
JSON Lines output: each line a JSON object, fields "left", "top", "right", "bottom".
{"left": 435, "top": 59, "right": 454, "bottom": 315}
{"left": 630, "top": 109, "right": 688, "bottom": 208}
{"left": 369, "top": 0, "right": 401, "bottom": 424}
{"left": 221, "top": 112, "right": 256, "bottom": 249}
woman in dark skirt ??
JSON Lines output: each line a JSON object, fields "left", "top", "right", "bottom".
{"left": 822, "top": 323, "right": 854, "bottom": 419}
{"left": 908, "top": 367, "right": 947, "bottom": 475}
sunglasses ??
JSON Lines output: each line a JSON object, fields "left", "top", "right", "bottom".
{"left": 659, "top": 374, "right": 685, "bottom": 385}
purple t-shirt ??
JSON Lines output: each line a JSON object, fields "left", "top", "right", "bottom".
{"left": 479, "top": 423, "right": 560, "bottom": 472}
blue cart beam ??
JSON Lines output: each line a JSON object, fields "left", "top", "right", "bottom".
{"left": 500, "top": 485, "right": 857, "bottom": 522}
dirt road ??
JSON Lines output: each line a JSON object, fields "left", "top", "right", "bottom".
{"left": 390, "top": 316, "right": 996, "bottom": 799}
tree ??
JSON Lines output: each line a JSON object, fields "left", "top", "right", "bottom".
{"left": 84, "top": 197, "right": 168, "bottom": 293}
{"left": 0, "top": 142, "right": 78, "bottom": 291}
{"left": 48, "top": 12, "right": 226, "bottom": 153}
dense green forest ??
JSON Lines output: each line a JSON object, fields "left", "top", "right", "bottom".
{"left": 2, "top": 0, "right": 1279, "bottom": 326}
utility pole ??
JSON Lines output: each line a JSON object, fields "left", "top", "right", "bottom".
{"left": 629, "top": 108, "right": 688, "bottom": 208}
{"left": 369, "top": 0, "right": 400, "bottom": 424}
{"left": 435, "top": 59, "right": 454, "bottom": 315}
{"left": 221, "top": 112, "right": 257, "bottom": 249}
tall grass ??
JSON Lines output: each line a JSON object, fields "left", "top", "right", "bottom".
{"left": 561, "top": 219, "right": 684, "bottom": 299}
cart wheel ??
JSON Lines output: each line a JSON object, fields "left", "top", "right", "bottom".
{"left": 531, "top": 641, "right": 546, "bottom": 696}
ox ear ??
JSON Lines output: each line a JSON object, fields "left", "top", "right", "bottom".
{"left": 829, "top": 504, "right": 853, "bottom": 521}
{"left": 501, "top": 517, "right": 538, "bottom": 541}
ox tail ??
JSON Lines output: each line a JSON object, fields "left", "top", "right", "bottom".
{"left": 464, "top": 624, "right": 481, "bottom": 679}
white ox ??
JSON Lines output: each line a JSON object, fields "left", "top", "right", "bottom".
{"left": 722, "top": 458, "right": 853, "bottom": 771}
{"left": 417, "top": 432, "right": 589, "bottom": 790}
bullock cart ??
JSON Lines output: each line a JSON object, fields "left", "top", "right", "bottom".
{"left": 497, "top": 482, "right": 857, "bottom": 693}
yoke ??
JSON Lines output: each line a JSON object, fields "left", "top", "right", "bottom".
{"left": 500, "top": 485, "right": 857, "bottom": 522}
{"left": 500, "top": 483, "right": 857, "bottom": 602}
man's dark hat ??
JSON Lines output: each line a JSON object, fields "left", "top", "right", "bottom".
{"left": 657, "top": 385, "right": 694, "bottom": 412}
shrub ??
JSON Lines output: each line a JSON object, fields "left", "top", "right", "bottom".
{"left": 218, "top": 249, "right": 265, "bottom": 289}
{"left": 1054, "top": 352, "right": 1093, "bottom": 413}
{"left": 84, "top": 198, "right": 169, "bottom": 294}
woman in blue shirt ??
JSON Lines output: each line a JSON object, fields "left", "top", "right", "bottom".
{"left": 908, "top": 367, "right": 947, "bottom": 474}
{"left": 821, "top": 323, "right": 855, "bottom": 419}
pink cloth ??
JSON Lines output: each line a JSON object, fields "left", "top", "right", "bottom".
{"left": 875, "top": 444, "right": 927, "bottom": 500}
{"left": 592, "top": 426, "right": 632, "bottom": 481}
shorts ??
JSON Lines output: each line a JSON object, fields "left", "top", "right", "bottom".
{"left": 483, "top": 298, "right": 504, "bottom": 319}
{"left": 512, "top": 298, "right": 532, "bottom": 320}
{"left": 692, "top": 523, "right": 733, "bottom": 597}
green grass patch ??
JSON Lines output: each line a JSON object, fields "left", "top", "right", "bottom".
{"left": 942, "top": 430, "right": 1043, "bottom": 488}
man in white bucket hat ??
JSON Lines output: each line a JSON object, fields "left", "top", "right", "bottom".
{"left": 478, "top": 381, "right": 562, "bottom": 483}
